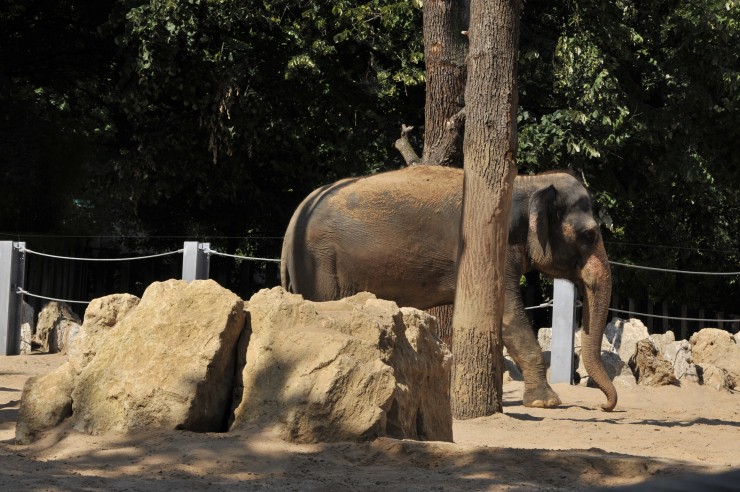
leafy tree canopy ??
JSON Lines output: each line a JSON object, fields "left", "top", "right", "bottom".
{"left": 518, "top": 0, "right": 740, "bottom": 308}
{"left": 1, "top": 0, "right": 737, "bottom": 310}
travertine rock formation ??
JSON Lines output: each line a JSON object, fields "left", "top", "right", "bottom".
{"left": 230, "top": 288, "right": 452, "bottom": 443}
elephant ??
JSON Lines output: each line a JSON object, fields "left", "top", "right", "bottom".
{"left": 281, "top": 165, "right": 617, "bottom": 411}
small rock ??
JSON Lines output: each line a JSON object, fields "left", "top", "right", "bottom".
{"left": 629, "top": 339, "right": 678, "bottom": 387}
{"left": 15, "top": 362, "right": 76, "bottom": 444}
{"left": 19, "top": 323, "right": 33, "bottom": 355}
{"left": 613, "top": 373, "right": 637, "bottom": 389}
{"left": 33, "top": 302, "right": 81, "bottom": 354}
{"left": 664, "top": 340, "right": 700, "bottom": 384}
{"left": 690, "top": 328, "right": 739, "bottom": 389}
{"left": 537, "top": 327, "right": 552, "bottom": 352}
{"left": 699, "top": 364, "right": 733, "bottom": 392}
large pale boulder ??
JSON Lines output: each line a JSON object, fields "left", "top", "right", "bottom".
{"left": 690, "top": 328, "right": 739, "bottom": 389}
{"left": 604, "top": 318, "right": 650, "bottom": 363}
{"left": 629, "top": 339, "right": 678, "bottom": 387}
{"left": 15, "top": 362, "right": 76, "bottom": 444}
{"left": 230, "top": 288, "right": 452, "bottom": 443}
{"left": 33, "top": 301, "right": 81, "bottom": 354}
{"left": 15, "top": 295, "right": 141, "bottom": 443}
{"left": 67, "top": 294, "right": 140, "bottom": 373}
{"left": 71, "top": 280, "right": 245, "bottom": 435}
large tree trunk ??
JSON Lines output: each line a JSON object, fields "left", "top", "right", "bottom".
{"left": 421, "top": 0, "right": 469, "bottom": 167}
{"left": 451, "top": 0, "right": 520, "bottom": 418}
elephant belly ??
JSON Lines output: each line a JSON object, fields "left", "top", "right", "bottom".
{"left": 331, "top": 231, "right": 457, "bottom": 310}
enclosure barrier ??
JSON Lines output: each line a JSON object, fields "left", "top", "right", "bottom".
{"left": 1, "top": 242, "right": 25, "bottom": 356}
{"left": 1, "top": 239, "right": 738, "bottom": 389}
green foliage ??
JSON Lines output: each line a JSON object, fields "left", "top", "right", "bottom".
{"left": 1, "top": 0, "right": 424, "bottom": 238}
{"left": 1, "top": 0, "right": 737, "bottom": 311}
{"left": 518, "top": 0, "right": 740, "bottom": 311}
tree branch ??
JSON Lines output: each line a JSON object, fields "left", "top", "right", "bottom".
{"left": 394, "top": 124, "right": 421, "bottom": 166}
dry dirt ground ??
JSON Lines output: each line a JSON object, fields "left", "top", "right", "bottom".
{"left": 1, "top": 353, "right": 738, "bottom": 491}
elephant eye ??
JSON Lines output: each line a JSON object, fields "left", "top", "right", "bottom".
{"left": 578, "top": 228, "right": 596, "bottom": 246}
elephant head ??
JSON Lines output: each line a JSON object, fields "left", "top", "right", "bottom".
{"left": 527, "top": 174, "right": 617, "bottom": 411}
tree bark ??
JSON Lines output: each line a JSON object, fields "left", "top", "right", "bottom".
{"left": 420, "top": 0, "right": 469, "bottom": 167}
{"left": 451, "top": 0, "right": 520, "bottom": 418}
{"left": 427, "top": 304, "right": 454, "bottom": 349}
{"left": 393, "top": 124, "right": 421, "bottom": 165}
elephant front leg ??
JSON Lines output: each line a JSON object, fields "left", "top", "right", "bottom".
{"left": 503, "top": 261, "right": 561, "bottom": 408}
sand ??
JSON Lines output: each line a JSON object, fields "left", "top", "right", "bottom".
{"left": 1, "top": 353, "right": 738, "bottom": 490}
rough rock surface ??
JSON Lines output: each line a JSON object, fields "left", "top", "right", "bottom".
{"left": 604, "top": 318, "right": 650, "bottom": 363}
{"left": 230, "top": 287, "right": 452, "bottom": 443}
{"left": 71, "top": 280, "right": 245, "bottom": 435}
{"left": 20, "top": 323, "right": 33, "bottom": 355}
{"left": 15, "top": 362, "right": 76, "bottom": 444}
{"left": 650, "top": 331, "right": 676, "bottom": 358}
{"left": 33, "top": 302, "right": 81, "bottom": 354}
{"left": 19, "top": 301, "right": 35, "bottom": 354}
{"left": 690, "top": 328, "right": 739, "bottom": 389}
{"left": 629, "top": 339, "right": 678, "bottom": 387}
{"left": 664, "top": 340, "right": 700, "bottom": 384}
{"left": 699, "top": 364, "right": 733, "bottom": 392}
{"left": 16, "top": 295, "right": 143, "bottom": 443}
{"left": 67, "top": 294, "right": 140, "bottom": 373}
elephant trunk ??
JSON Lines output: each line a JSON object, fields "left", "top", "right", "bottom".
{"left": 579, "top": 238, "right": 617, "bottom": 411}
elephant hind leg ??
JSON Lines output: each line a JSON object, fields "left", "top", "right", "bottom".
{"left": 312, "top": 252, "right": 343, "bottom": 301}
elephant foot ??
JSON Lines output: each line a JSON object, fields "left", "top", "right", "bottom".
{"left": 522, "top": 385, "right": 562, "bottom": 408}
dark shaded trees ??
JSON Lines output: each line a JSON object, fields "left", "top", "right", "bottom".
{"left": 1, "top": 0, "right": 737, "bottom": 314}
{"left": 1, "top": 0, "right": 426, "bottom": 238}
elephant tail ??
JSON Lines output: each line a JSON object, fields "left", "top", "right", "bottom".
{"left": 280, "top": 237, "right": 292, "bottom": 292}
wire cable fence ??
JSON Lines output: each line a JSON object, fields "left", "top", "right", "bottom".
{"left": 607, "top": 307, "right": 738, "bottom": 324}
{"left": 6, "top": 241, "right": 739, "bottom": 327}
{"left": 608, "top": 260, "right": 740, "bottom": 276}
{"left": 17, "top": 245, "right": 187, "bottom": 306}
{"left": 205, "top": 247, "right": 281, "bottom": 263}
{"left": 16, "top": 287, "right": 92, "bottom": 305}
{"left": 19, "top": 246, "right": 184, "bottom": 262}
{"left": 606, "top": 260, "right": 740, "bottom": 329}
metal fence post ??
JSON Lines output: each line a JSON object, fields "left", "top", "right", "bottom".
{"left": 182, "top": 242, "right": 210, "bottom": 281}
{"left": 1, "top": 241, "right": 26, "bottom": 355}
{"left": 550, "top": 278, "right": 576, "bottom": 384}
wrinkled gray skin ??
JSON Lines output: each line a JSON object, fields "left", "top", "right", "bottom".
{"left": 281, "top": 165, "right": 617, "bottom": 411}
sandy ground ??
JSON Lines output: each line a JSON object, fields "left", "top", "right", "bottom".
{"left": 1, "top": 354, "right": 738, "bottom": 491}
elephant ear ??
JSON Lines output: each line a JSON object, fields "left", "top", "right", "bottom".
{"left": 528, "top": 184, "right": 557, "bottom": 265}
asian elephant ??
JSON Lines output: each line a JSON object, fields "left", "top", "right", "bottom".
{"left": 281, "top": 165, "right": 617, "bottom": 411}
